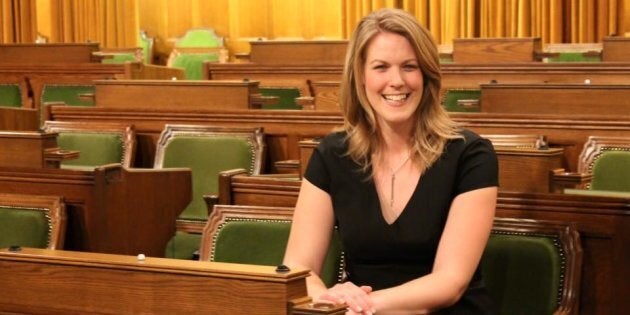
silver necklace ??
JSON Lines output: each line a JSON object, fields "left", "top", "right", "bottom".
{"left": 388, "top": 153, "right": 412, "bottom": 210}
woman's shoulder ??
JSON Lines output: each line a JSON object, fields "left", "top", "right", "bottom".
{"left": 445, "top": 129, "right": 494, "bottom": 154}
{"left": 317, "top": 131, "right": 349, "bottom": 151}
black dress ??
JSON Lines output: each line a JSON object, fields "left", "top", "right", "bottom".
{"left": 304, "top": 129, "right": 499, "bottom": 314}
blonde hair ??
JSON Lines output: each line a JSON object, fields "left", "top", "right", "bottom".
{"left": 339, "top": 8, "right": 460, "bottom": 173}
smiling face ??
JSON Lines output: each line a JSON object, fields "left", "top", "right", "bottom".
{"left": 363, "top": 31, "right": 423, "bottom": 131}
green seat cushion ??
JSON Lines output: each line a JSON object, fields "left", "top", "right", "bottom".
{"left": 259, "top": 87, "right": 302, "bottom": 110}
{"left": 41, "top": 85, "right": 95, "bottom": 106}
{"left": 161, "top": 136, "right": 256, "bottom": 221}
{"left": 172, "top": 53, "right": 218, "bottom": 80}
{"left": 213, "top": 220, "right": 343, "bottom": 288}
{"left": 101, "top": 53, "right": 137, "bottom": 64}
{"left": 57, "top": 133, "right": 124, "bottom": 169}
{"left": 564, "top": 188, "right": 630, "bottom": 198}
{"left": 590, "top": 151, "right": 630, "bottom": 192}
{"left": 0, "top": 206, "right": 50, "bottom": 248}
{"left": 442, "top": 89, "right": 481, "bottom": 112}
{"left": 482, "top": 234, "right": 561, "bottom": 315}
{"left": 177, "top": 30, "right": 222, "bottom": 47}
{"left": 0, "top": 84, "right": 22, "bottom": 107}
{"left": 546, "top": 52, "right": 601, "bottom": 63}
{"left": 164, "top": 231, "right": 202, "bottom": 260}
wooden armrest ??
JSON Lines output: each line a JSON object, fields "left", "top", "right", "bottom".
{"left": 549, "top": 168, "right": 593, "bottom": 193}
{"left": 295, "top": 96, "right": 315, "bottom": 110}
{"left": 249, "top": 93, "right": 279, "bottom": 108}
{"left": 456, "top": 99, "right": 480, "bottom": 110}
{"left": 203, "top": 194, "right": 219, "bottom": 216}
{"left": 290, "top": 297, "right": 347, "bottom": 315}
{"left": 78, "top": 93, "right": 95, "bottom": 101}
{"left": 536, "top": 51, "right": 561, "bottom": 59}
{"left": 43, "top": 148, "right": 80, "bottom": 168}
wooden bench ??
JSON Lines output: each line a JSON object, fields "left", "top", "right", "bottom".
{"left": 0, "top": 164, "right": 191, "bottom": 257}
{"left": 216, "top": 172, "right": 630, "bottom": 315}
{"left": 0, "top": 247, "right": 345, "bottom": 314}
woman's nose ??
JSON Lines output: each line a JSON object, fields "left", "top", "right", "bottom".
{"left": 388, "top": 69, "right": 405, "bottom": 88}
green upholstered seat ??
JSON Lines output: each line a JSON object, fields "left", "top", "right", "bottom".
{"left": 155, "top": 125, "right": 265, "bottom": 260}
{"left": 441, "top": 89, "right": 481, "bottom": 112}
{"left": 175, "top": 28, "right": 224, "bottom": 47}
{"left": 0, "top": 84, "right": 22, "bottom": 107}
{"left": 259, "top": 87, "right": 302, "bottom": 110}
{"left": 200, "top": 205, "right": 344, "bottom": 288}
{"left": 42, "top": 121, "right": 136, "bottom": 170}
{"left": 41, "top": 84, "right": 95, "bottom": 106}
{"left": 0, "top": 193, "right": 66, "bottom": 250}
{"left": 481, "top": 218, "right": 582, "bottom": 315}
{"left": 589, "top": 150, "right": 630, "bottom": 192}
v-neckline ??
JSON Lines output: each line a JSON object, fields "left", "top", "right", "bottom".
{"left": 373, "top": 172, "right": 423, "bottom": 226}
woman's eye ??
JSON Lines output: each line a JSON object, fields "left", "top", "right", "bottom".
{"left": 372, "top": 64, "right": 386, "bottom": 71}
{"left": 403, "top": 64, "right": 419, "bottom": 71}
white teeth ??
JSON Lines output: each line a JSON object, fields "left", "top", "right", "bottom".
{"left": 383, "top": 94, "right": 407, "bottom": 101}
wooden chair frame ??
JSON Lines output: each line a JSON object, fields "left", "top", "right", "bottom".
{"left": 489, "top": 217, "right": 582, "bottom": 315}
{"left": 0, "top": 193, "right": 66, "bottom": 250}
{"left": 42, "top": 120, "right": 136, "bottom": 168}
{"left": 481, "top": 134, "right": 548, "bottom": 149}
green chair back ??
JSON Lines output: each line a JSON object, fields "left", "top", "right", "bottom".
{"left": 589, "top": 150, "right": 630, "bottom": 192}
{"left": 441, "top": 89, "right": 481, "bottom": 112}
{"left": 481, "top": 219, "right": 581, "bottom": 315}
{"left": 41, "top": 84, "right": 95, "bottom": 106}
{"left": 259, "top": 87, "right": 302, "bottom": 110}
{"left": 0, "top": 84, "right": 22, "bottom": 107}
{"left": 139, "top": 30, "right": 154, "bottom": 64}
{"left": 160, "top": 136, "right": 257, "bottom": 221}
{"left": 0, "top": 194, "right": 66, "bottom": 250}
{"left": 176, "top": 28, "right": 223, "bottom": 48}
{"left": 172, "top": 53, "right": 219, "bottom": 80}
{"left": 56, "top": 132, "right": 125, "bottom": 170}
{"left": 201, "top": 205, "right": 344, "bottom": 288}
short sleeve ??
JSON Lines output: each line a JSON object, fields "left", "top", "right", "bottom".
{"left": 304, "top": 142, "right": 332, "bottom": 193}
{"left": 456, "top": 137, "right": 499, "bottom": 195}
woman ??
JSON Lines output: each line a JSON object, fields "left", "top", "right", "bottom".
{"left": 284, "top": 8, "right": 498, "bottom": 314}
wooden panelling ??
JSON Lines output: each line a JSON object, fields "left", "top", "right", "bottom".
{"left": 249, "top": 40, "right": 347, "bottom": 65}
{"left": 0, "top": 43, "right": 100, "bottom": 63}
{"left": 452, "top": 37, "right": 542, "bottom": 63}
{"left": 0, "top": 108, "right": 38, "bottom": 131}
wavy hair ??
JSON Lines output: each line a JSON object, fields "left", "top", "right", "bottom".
{"left": 339, "top": 8, "right": 460, "bottom": 174}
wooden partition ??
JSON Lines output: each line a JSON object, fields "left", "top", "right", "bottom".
{"left": 0, "top": 43, "right": 100, "bottom": 63}
{"left": 0, "top": 164, "right": 191, "bottom": 256}
{"left": 93, "top": 79, "right": 269, "bottom": 110}
{"left": 602, "top": 36, "right": 630, "bottom": 62}
{"left": 217, "top": 173, "right": 630, "bottom": 315}
{"left": 479, "top": 83, "right": 630, "bottom": 116}
{"left": 0, "top": 131, "right": 76, "bottom": 168}
{"left": 0, "top": 248, "right": 345, "bottom": 315}
{"left": 452, "top": 37, "right": 543, "bottom": 63}
{"left": 0, "top": 107, "right": 38, "bottom": 131}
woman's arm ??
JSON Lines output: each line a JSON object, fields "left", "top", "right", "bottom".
{"left": 369, "top": 186, "right": 498, "bottom": 314}
{"left": 284, "top": 178, "right": 337, "bottom": 298}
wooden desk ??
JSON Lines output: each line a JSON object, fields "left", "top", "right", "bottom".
{"left": 0, "top": 43, "right": 100, "bottom": 63}
{"left": 94, "top": 79, "right": 268, "bottom": 110}
{"left": 217, "top": 173, "right": 630, "bottom": 315}
{"left": 0, "top": 248, "right": 345, "bottom": 314}
{"left": 249, "top": 40, "right": 347, "bottom": 66}
{"left": 480, "top": 83, "right": 630, "bottom": 116}
{"left": 0, "top": 165, "right": 192, "bottom": 256}
{"left": 494, "top": 147, "right": 564, "bottom": 193}
{"left": 602, "top": 36, "right": 630, "bottom": 62}
{"left": 452, "top": 37, "right": 542, "bottom": 63}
